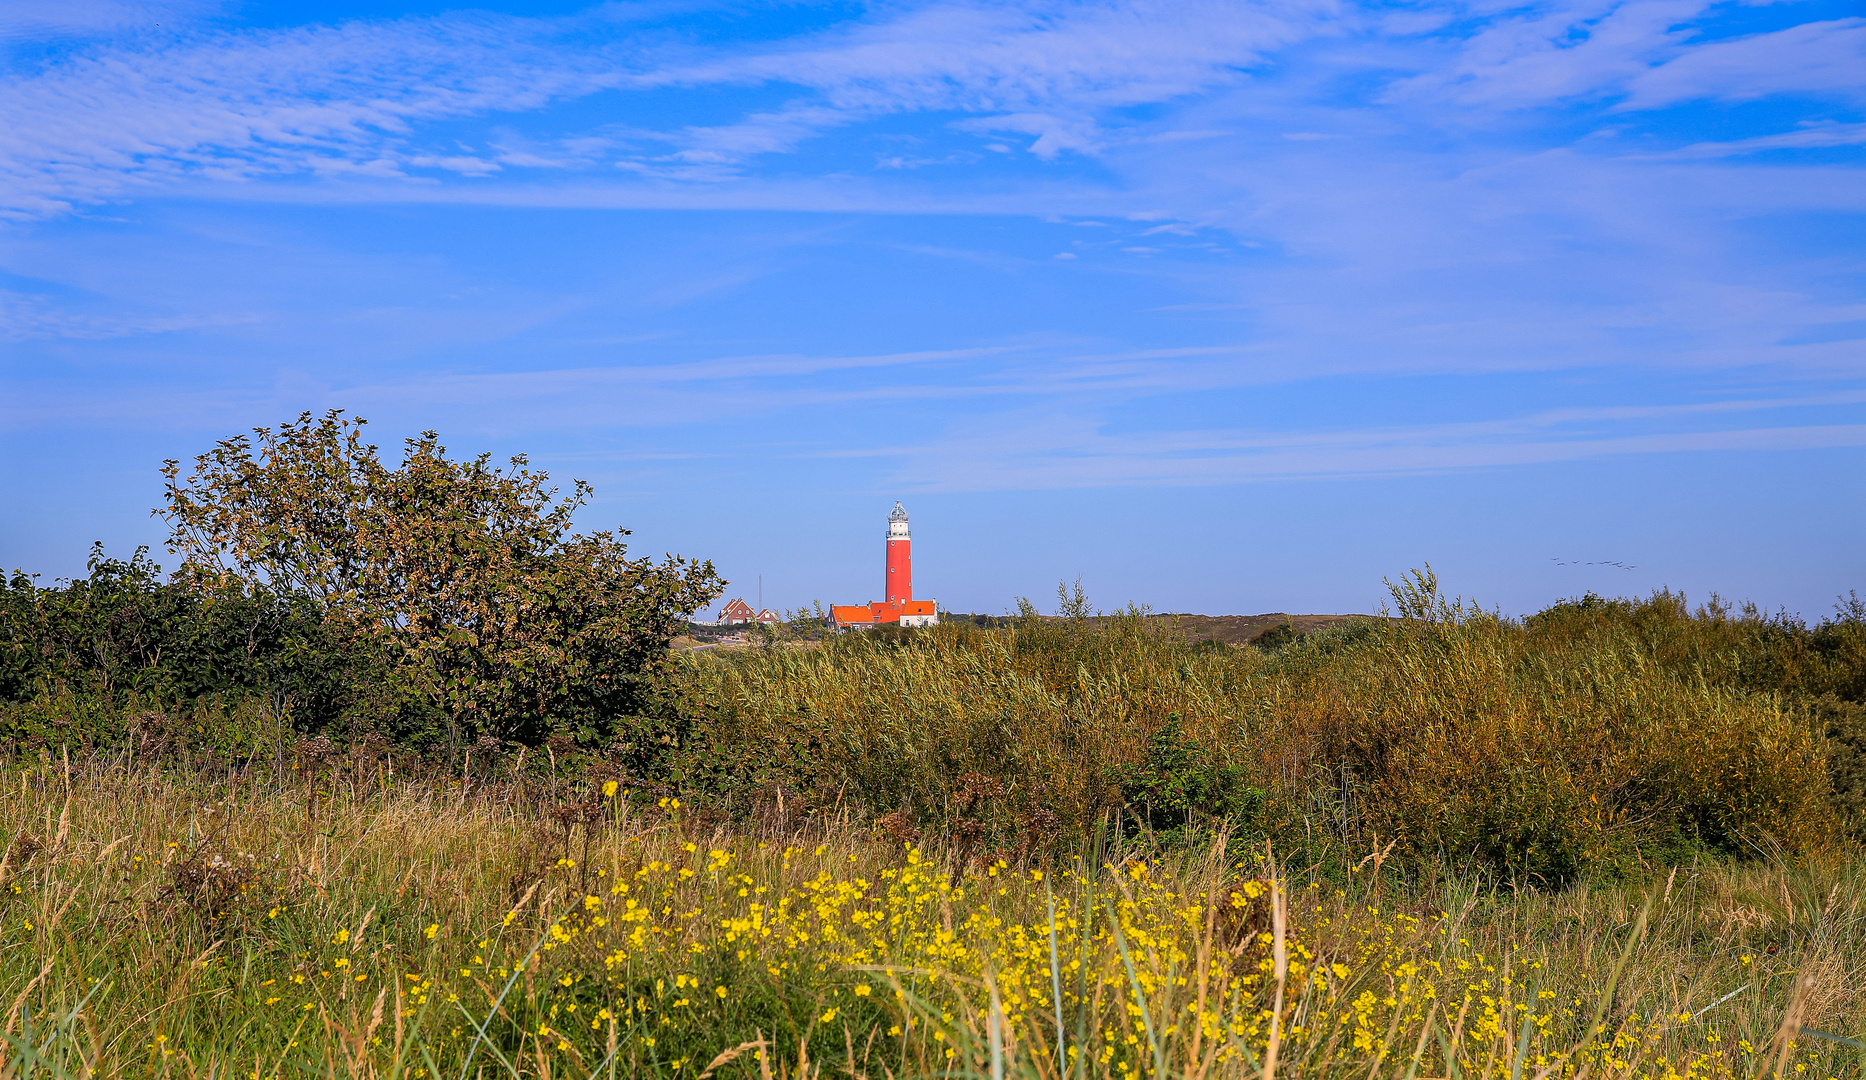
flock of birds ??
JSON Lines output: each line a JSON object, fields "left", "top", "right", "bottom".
{"left": 1550, "top": 558, "right": 1637, "bottom": 570}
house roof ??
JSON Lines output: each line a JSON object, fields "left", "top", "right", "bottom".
{"left": 829, "top": 599, "right": 937, "bottom": 625}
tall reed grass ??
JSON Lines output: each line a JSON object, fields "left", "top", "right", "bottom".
{"left": 677, "top": 589, "right": 1850, "bottom": 882}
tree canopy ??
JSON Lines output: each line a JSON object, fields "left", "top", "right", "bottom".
{"left": 156, "top": 410, "right": 723, "bottom": 748}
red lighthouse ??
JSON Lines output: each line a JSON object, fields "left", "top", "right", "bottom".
{"left": 886, "top": 501, "right": 912, "bottom": 603}
{"left": 830, "top": 502, "right": 938, "bottom": 629}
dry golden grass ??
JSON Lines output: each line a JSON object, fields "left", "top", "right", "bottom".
{"left": 1, "top": 758, "right": 1861, "bottom": 1080}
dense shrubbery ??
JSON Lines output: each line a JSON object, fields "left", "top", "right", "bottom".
{"left": 1, "top": 411, "right": 721, "bottom": 759}
{"left": 0, "top": 545, "right": 351, "bottom": 709}
{"left": 1518, "top": 587, "right": 1866, "bottom": 843}
{"left": 674, "top": 575, "right": 1866, "bottom": 883}
{"left": 0, "top": 546, "right": 371, "bottom": 755}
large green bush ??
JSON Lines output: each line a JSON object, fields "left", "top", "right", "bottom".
{"left": 157, "top": 411, "right": 723, "bottom": 750}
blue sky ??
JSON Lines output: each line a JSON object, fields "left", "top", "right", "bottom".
{"left": 2, "top": 0, "right": 1861, "bottom": 619}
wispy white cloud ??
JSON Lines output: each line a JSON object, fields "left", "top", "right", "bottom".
{"left": 0, "top": 13, "right": 630, "bottom": 215}
{"left": 1657, "top": 122, "right": 1866, "bottom": 159}
{"left": 660, "top": 0, "right": 1323, "bottom": 113}
{"left": 1385, "top": 0, "right": 1703, "bottom": 110}
{"left": 951, "top": 112, "right": 1103, "bottom": 159}
{"left": 593, "top": 0, "right": 1332, "bottom": 169}
{"left": 4, "top": 0, "right": 1863, "bottom": 465}
{"left": 0, "top": 0, "right": 1335, "bottom": 215}
{"left": 0, "top": 0, "right": 224, "bottom": 43}
{"left": 1624, "top": 17, "right": 1866, "bottom": 109}
{"left": 1383, "top": 0, "right": 1866, "bottom": 113}
{"left": 0, "top": 343, "right": 1028, "bottom": 425}
{"left": 4, "top": 0, "right": 1859, "bottom": 223}
{"left": 0, "top": 288, "right": 257, "bottom": 339}
{"left": 887, "top": 398, "right": 1866, "bottom": 491}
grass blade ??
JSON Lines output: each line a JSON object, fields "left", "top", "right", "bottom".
{"left": 1107, "top": 900, "right": 1165, "bottom": 1080}
{"left": 1047, "top": 879, "right": 1066, "bottom": 1080}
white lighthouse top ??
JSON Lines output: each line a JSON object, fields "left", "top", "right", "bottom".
{"left": 887, "top": 501, "right": 910, "bottom": 540}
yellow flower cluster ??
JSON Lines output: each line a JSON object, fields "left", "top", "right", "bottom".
{"left": 302, "top": 843, "right": 1802, "bottom": 1079}
{"left": 35, "top": 829, "right": 1838, "bottom": 1079}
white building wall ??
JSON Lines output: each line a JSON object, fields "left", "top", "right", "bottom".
{"left": 897, "top": 599, "right": 938, "bottom": 628}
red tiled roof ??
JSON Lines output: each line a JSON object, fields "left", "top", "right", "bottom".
{"left": 829, "top": 599, "right": 937, "bottom": 626}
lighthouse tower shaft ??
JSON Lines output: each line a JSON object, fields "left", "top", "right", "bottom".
{"left": 885, "top": 502, "right": 912, "bottom": 604}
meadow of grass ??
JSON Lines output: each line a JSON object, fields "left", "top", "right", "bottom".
{"left": 1, "top": 757, "right": 1862, "bottom": 1080}
{"left": 4, "top": 580, "right": 1863, "bottom": 1078}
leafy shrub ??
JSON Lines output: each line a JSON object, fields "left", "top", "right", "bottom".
{"left": 0, "top": 545, "right": 370, "bottom": 754}
{"left": 2, "top": 690, "right": 300, "bottom": 766}
{"left": 1108, "top": 713, "right": 1263, "bottom": 844}
{"left": 1248, "top": 623, "right": 1301, "bottom": 651}
{"left": 1, "top": 545, "right": 361, "bottom": 709}
{"left": 157, "top": 410, "right": 724, "bottom": 750}
{"left": 1817, "top": 694, "right": 1866, "bottom": 834}
{"left": 1525, "top": 589, "right": 1866, "bottom": 703}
